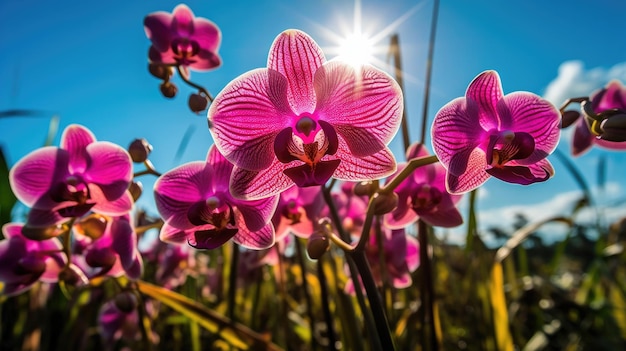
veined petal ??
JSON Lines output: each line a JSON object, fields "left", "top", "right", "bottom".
{"left": 85, "top": 142, "right": 132, "bottom": 200}
{"left": 446, "top": 148, "right": 490, "bottom": 194}
{"left": 233, "top": 209, "right": 275, "bottom": 250}
{"left": 232, "top": 195, "right": 279, "bottom": 232}
{"left": 268, "top": 29, "right": 325, "bottom": 114}
{"left": 333, "top": 145, "right": 397, "bottom": 181}
{"left": 209, "top": 68, "right": 293, "bottom": 171}
{"left": 159, "top": 222, "right": 189, "bottom": 244}
{"left": 61, "top": 124, "right": 96, "bottom": 174}
{"left": 9, "top": 147, "right": 69, "bottom": 208}
{"left": 144, "top": 11, "right": 173, "bottom": 51}
{"left": 229, "top": 162, "right": 294, "bottom": 200}
{"left": 498, "top": 92, "right": 560, "bottom": 164}
{"left": 466, "top": 70, "right": 503, "bottom": 126}
{"left": 171, "top": 4, "right": 195, "bottom": 37}
{"left": 154, "top": 161, "right": 209, "bottom": 228}
{"left": 206, "top": 146, "right": 233, "bottom": 192}
{"left": 431, "top": 97, "right": 484, "bottom": 169}
{"left": 91, "top": 189, "right": 133, "bottom": 216}
{"left": 314, "top": 61, "right": 402, "bottom": 156}
{"left": 487, "top": 158, "right": 554, "bottom": 185}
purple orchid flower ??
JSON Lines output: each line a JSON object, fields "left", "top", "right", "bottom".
{"left": 345, "top": 227, "right": 419, "bottom": 294}
{"left": 208, "top": 29, "right": 402, "bottom": 200}
{"left": 0, "top": 223, "right": 66, "bottom": 296}
{"left": 432, "top": 70, "right": 560, "bottom": 194}
{"left": 72, "top": 214, "right": 143, "bottom": 279}
{"left": 570, "top": 80, "right": 626, "bottom": 156}
{"left": 154, "top": 146, "right": 279, "bottom": 250}
{"left": 9, "top": 124, "right": 133, "bottom": 231}
{"left": 271, "top": 185, "right": 324, "bottom": 240}
{"left": 144, "top": 4, "right": 221, "bottom": 72}
{"left": 325, "top": 181, "right": 368, "bottom": 237}
{"left": 385, "top": 143, "right": 463, "bottom": 228}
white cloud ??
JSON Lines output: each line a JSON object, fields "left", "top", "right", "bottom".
{"left": 543, "top": 60, "right": 626, "bottom": 107}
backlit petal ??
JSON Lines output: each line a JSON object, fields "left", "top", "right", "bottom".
{"left": 572, "top": 118, "right": 594, "bottom": 156}
{"left": 232, "top": 195, "right": 279, "bottom": 232}
{"left": 85, "top": 142, "right": 132, "bottom": 199}
{"left": 487, "top": 158, "right": 554, "bottom": 185}
{"left": 144, "top": 12, "right": 173, "bottom": 51}
{"left": 233, "top": 210, "right": 275, "bottom": 250}
{"left": 446, "top": 148, "right": 490, "bottom": 194}
{"left": 229, "top": 162, "right": 293, "bottom": 200}
{"left": 465, "top": 70, "right": 503, "bottom": 126}
{"left": 314, "top": 61, "right": 402, "bottom": 156}
{"left": 110, "top": 217, "right": 136, "bottom": 269}
{"left": 191, "top": 18, "right": 221, "bottom": 53}
{"left": 9, "top": 147, "right": 69, "bottom": 208}
{"left": 61, "top": 124, "right": 96, "bottom": 174}
{"left": 171, "top": 4, "right": 194, "bottom": 37}
{"left": 268, "top": 29, "right": 325, "bottom": 114}
{"left": 206, "top": 146, "right": 233, "bottom": 192}
{"left": 91, "top": 189, "right": 133, "bottom": 216}
{"left": 160, "top": 222, "right": 189, "bottom": 244}
{"left": 333, "top": 144, "right": 396, "bottom": 181}
{"left": 209, "top": 68, "right": 293, "bottom": 171}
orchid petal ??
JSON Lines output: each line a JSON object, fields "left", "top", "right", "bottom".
{"left": 465, "top": 70, "right": 503, "bottom": 126}
{"left": 61, "top": 125, "right": 96, "bottom": 174}
{"left": 26, "top": 208, "right": 67, "bottom": 227}
{"left": 592, "top": 80, "right": 626, "bottom": 111}
{"left": 189, "top": 50, "right": 221, "bottom": 71}
{"left": 232, "top": 195, "right": 279, "bottom": 232}
{"left": 171, "top": 4, "right": 195, "bottom": 37}
{"left": 84, "top": 142, "right": 132, "bottom": 198}
{"left": 206, "top": 146, "right": 233, "bottom": 192}
{"left": 192, "top": 18, "right": 221, "bottom": 53}
{"left": 405, "top": 234, "right": 420, "bottom": 271}
{"left": 159, "top": 222, "right": 189, "bottom": 244}
{"left": 144, "top": 12, "right": 173, "bottom": 52}
{"left": 189, "top": 228, "right": 237, "bottom": 250}
{"left": 229, "top": 162, "right": 294, "bottom": 200}
{"left": 154, "top": 161, "right": 208, "bottom": 228}
{"left": 268, "top": 29, "right": 325, "bottom": 114}
{"left": 572, "top": 118, "right": 594, "bottom": 156}
{"left": 487, "top": 158, "right": 554, "bottom": 185}
{"left": 314, "top": 61, "right": 402, "bottom": 156}
{"left": 91, "top": 189, "right": 133, "bottom": 216}
{"left": 446, "top": 148, "right": 490, "bottom": 194}
{"left": 9, "top": 147, "right": 69, "bottom": 208}
{"left": 498, "top": 92, "right": 560, "bottom": 163}
{"left": 419, "top": 207, "right": 464, "bottom": 228}
{"left": 431, "top": 97, "right": 484, "bottom": 169}
{"left": 209, "top": 69, "right": 293, "bottom": 171}
{"left": 333, "top": 144, "right": 397, "bottom": 181}
{"left": 110, "top": 217, "right": 136, "bottom": 269}
{"left": 233, "top": 210, "right": 275, "bottom": 250}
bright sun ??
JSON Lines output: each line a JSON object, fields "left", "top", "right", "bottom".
{"left": 337, "top": 32, "right": 375, "bottom": 67}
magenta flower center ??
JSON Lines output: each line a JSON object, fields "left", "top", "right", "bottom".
{"left": 171, "top": 38, "right": 200, "bottom": 64}
{"left": 281, "top": 199, "right": 302, "bottom": 224}
{"left": 187, "top": 196, "right": 235, "bottom": 230}
{"left": 274, "top": 115, "right": 340, "bottom": 187}
{"left": 411, "top": 184, "right": 443, "bottom": 212}
{"left": 51, "top": 175, "right": 96, "bottom": 217}
{"left": 486, "top": 130, "right": 535, "bottom": 168}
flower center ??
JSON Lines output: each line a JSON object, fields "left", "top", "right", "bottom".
{"left": 187, "top": 196, "right": 235, "bottom": 230}
{"left": 411, "top": 184, "right": 443, "bottom": 212}
{"left": 281, "top": 200, "right": 302, "bottom": 224}
{"left": 51, "top": 175, "right": 95, "bottom": 218}
{"left": 486, "top": 130, "right": 535, "bottom": 168}
{"left": 274, "top": 116, "right": 341, "bottom": 187}
{"left": 171, "top": 38, "right": 200, "bottom": 63}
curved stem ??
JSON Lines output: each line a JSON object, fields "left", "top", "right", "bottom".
{"left": 176, "top": 65, "right": 214, "bottom": 102}
{"left": 380, "top": 155, "right": 439, "bottom": 195}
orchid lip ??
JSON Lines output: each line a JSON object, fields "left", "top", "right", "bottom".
{"left": 486, "top": 130, "right": 535, "bottom": 167}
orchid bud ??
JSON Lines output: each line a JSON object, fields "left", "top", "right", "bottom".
{"left": 354, "top": 181, "right": 375, "bottom": 196}
{"left": 160, "top": 82, "right": 178, "bottom": 98}
{"left": 148, "top": 63, "right": 173, "bottom": 80}
{"left": 129, "top": 181, "right": 143, "bottom": 202}
{"left": 16, "top": 256, "right": 46, "bottom": 275}
{"left": 306, "top": 231, "right": 330, "bottom": 260}
{"left": 22, "top": 223, "right": 65, "bottom": 240}
{"left": 85, "top": 247, "right": 117, "bottom": 268}
{"left": 371, "top": 192, "right": 398, "bottom": 215}
{"left": 114, "top": 291, "right": 138, "bottom": 313}
{"left": 561, "top": 110, "right": 580, "bottom": 128}
{"left": 128, "top": 138, "right": 153, "bottom": 163}
{"left": 600, "top": 113, "right": 626, "bottom": 142}
{"left": 188, "top": 93, "right": 209, "bottom": 114}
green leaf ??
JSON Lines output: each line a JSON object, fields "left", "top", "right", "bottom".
{"left": 0, "top": 146, "right": 17, "bottom": 226}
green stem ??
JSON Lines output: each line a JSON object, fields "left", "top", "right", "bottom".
{"left": 418, "top": 220, "right": 439, "bottom": 351}
{"left": 295, "top": 239, "right": 319, "bottom": 351}
{"left": 316, "top": 257, "right": 338, "bottom": 351}
{"left": 227, "top": 243, "right": 240, "bottom": 322}
{"left": 419, "top": 0, "right": 440, "bottom": 145}
{"left": 380, "top": 155, "right": 439, "bottom": 195}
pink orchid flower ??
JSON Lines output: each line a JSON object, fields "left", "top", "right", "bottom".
{"left": 570, "top": 80, "right": 626, "bottom": 156}
{"left": 385, "top": 143, "right": 463, "bottom": 228}
{"left": 345, "top": 227, "right": 419, "bottom": 294}
{"left": 0, "top": 223, "right": 66, "bottom": 296}
{"left": 326, "top": 181, "right": 368, "bottom": 237}
{"left": 208, "top": 29, "right": 402, "bottom": 200}
{"left": 154, "top": 146, "right": 279, "bottom": 250}
{"left": 9, "top": 124, "right": 133, "bottom": 231}
{"left": 144, "top": 4, "right": 221, "bottom": 71}
{"left": 432, "top": 70, "right": 560, "bottom": 194}
{"left": 271, "top": 185, "right": 324, "bottom": 240}
{"left": 72, "top": 214, "right": 143, "bottom": 279}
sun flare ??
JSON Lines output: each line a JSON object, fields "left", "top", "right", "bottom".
{"left": 337, "top": 32, "right": 376, "bottom": 67}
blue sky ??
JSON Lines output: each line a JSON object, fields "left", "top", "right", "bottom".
{"left": 1, "top": 0, "right": 625, "bottom": 238}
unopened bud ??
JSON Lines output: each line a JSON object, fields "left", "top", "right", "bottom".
{"left": 22, "top": 223, "right": 65, "bottom": 240}
{"left": 129, "top": 181, "right": 143, "bottom": 202}
{"left": 58, "top": 264, "right": 88, "bottom": 287}
{"left": 148, "top": 63, "right": 173, "bottom": 80}
{"left": 16, "top": 256, "right": 46, "bottom": 275}
{"left": 188, "top": 93, "right": 209, "bottom": 114}
{"left": 128, "top": 138, "right": 153, "bottom": 163}
{"left": 561, "top": 110, "right": 580, "bottom": 128}
{"left": 600, "top": 113, "right": 626, "bottom": 142}
{"left": 85, "top": 247, "right": 117, "bottom": 268}
{"left": 114, "top": 291, "right": 138, "bottom": 313}
{"left": 160, "top": 82, "right": 178, "bottom": 98}
{"left": 371, "top": 192, "right": 398, "bottom": 215}
{"left": 307, "top": 231, "right": 330, "bottom": 260}
{"left": 354, "top": 181, "right": 375, "bottom": 196}
{"left": 75, "top": 213, "right": 108, "bottom": 240}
